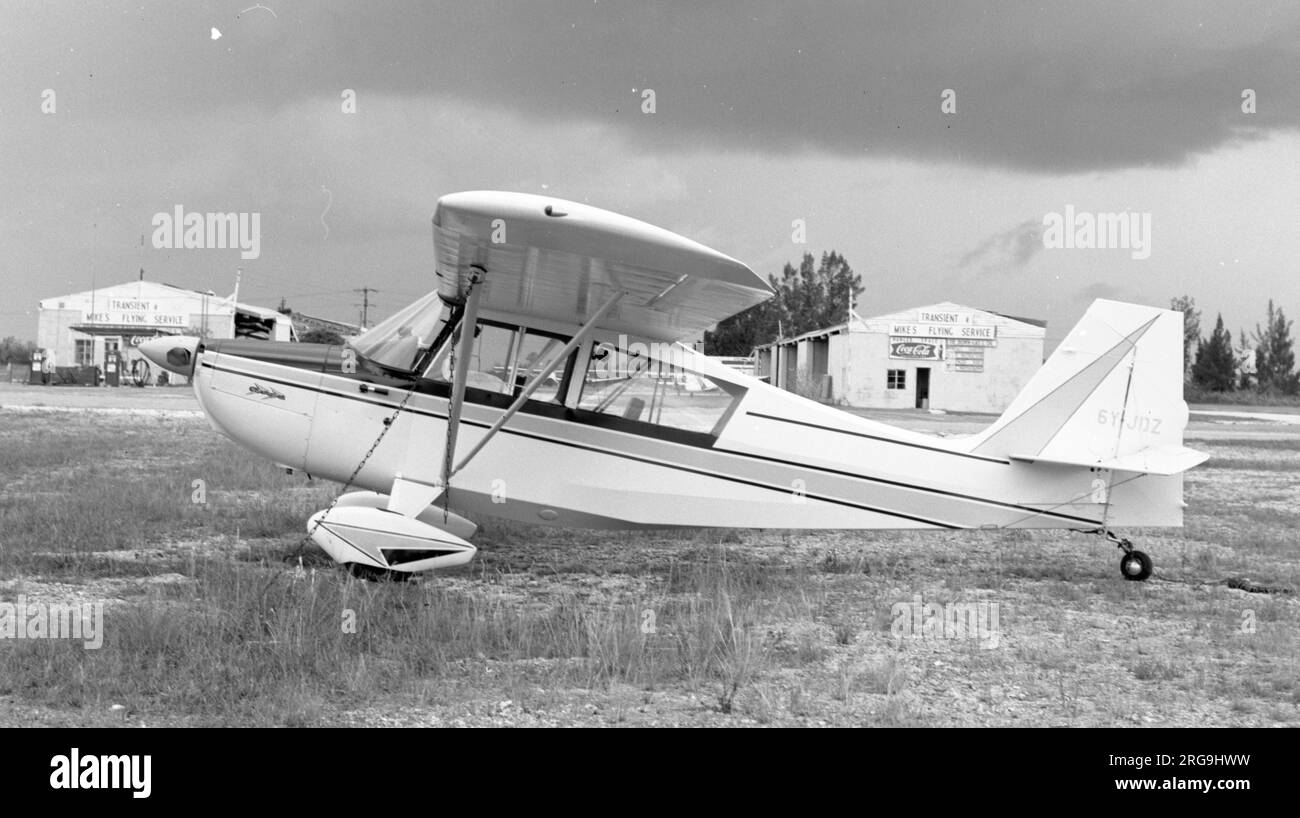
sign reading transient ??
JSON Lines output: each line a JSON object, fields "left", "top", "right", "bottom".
{"left": 887, "top": 313, "right": 998, "bottom": 372}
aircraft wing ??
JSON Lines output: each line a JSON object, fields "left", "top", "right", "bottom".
{"left": 432, "top": 191, "right": 774, "bottom": 341}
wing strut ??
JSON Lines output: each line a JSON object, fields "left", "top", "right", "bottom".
{"left": 447, "top": 288, "right": 625, "bottom": 480}
{"left": 384, "top": 265, "right": 486, "bottom": 519}
{"left": 441, "top": 265, "right": 488, "bottom": 487}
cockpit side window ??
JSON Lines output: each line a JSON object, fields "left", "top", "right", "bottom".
{"left": 511, "top": 330, "right": 568, "bottom": 402}
{"left": 423, "top": 319, "right": 571, "bottom": 405}
{"left": 576, "top": 339, "right": 745, "bottom": 436}
{"left": 411, "top": 320, "right": 743, "bottom": 446}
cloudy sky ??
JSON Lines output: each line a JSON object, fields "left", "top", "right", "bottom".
{"left": 2, "top": 0, "right": 1298, "bottom": 347}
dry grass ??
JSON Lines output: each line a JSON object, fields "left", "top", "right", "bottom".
{"left": 1, "top": 408, "right": 1298, "bottom": 726}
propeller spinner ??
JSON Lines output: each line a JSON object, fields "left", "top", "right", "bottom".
{"left": 138, "top": 336, "right": 200, "bottom": 376}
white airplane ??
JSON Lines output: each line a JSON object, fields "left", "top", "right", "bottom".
{"left": 141, "top": 191, "right": 1208, "bottom": 582}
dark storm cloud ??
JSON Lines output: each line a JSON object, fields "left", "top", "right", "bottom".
{"left": 6, "top": 1, "right": 1297, "bottom": 174}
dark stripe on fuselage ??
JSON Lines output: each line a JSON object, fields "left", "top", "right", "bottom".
{"left": 200, "top": 359, "right": 1099, "bottom": 527}
{"left": 744, "top": 411, "right": 1013, "bottom": 464}
{"left": 202, "top": 361, "right": 954, "bottom": 528}
{"left": 711, "top": 446, "right": 1101, "bottom": 526}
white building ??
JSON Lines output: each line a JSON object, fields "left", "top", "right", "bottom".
{"left": 36, "top": 279, "right": 292, "bottom": 384}
{"left": 754, "top": 302, "right": 1046, "bottom": 414}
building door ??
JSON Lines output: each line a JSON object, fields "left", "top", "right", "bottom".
{"left": 915, "top": 367, "right": 930, "bottom": 409}
{"left": 811, "top": 339, "right": 829, "bottom": 376}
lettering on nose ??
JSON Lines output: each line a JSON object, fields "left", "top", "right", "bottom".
{"left": 249, "top": 383, "right": 286, "bottom": 400}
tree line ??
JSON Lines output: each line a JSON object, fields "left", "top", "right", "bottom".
{"left": 704, "top": 251, "right": 864, "bottom": 356}
{"left": 1172, "top": 296, "right": 1297, "bottom": 395}
{"left": 0, "top": 336, "right": 38, "bottom": 364}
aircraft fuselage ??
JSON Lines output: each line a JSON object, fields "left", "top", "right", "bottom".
{"left": 189, "top": 331, "right": 1181, "bottom": 534}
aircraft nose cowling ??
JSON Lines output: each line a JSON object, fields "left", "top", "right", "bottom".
{"left": 138, "top": 336, "right": 200, "bottom": 376}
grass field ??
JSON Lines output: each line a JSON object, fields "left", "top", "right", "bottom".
{"left": 0, "top": 391, "right": 1297, "bottom": 727}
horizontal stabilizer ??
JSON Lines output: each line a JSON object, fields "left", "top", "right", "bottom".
{"left": 1009, "top": 444, "right": 1211, "bottom": 476}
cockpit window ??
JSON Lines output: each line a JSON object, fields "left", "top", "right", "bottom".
{"left": 512, "top": 331, "right": 568, "bottom": 402}
{"left": 423, "top": 320, "right": 569, "bottom": 403}
{"left": 577, "top": 340, "right": 744, "bottom": 435}
{"left": 348, "top": 291, "right": 454, "bottom": 373}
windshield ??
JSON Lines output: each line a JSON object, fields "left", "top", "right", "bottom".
{"left": 348, "top": 291, "right": 454, "bottom": 373}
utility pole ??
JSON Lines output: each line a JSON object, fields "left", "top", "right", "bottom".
{"left": 355, "top": 287, "right": 378, "bottom": 329}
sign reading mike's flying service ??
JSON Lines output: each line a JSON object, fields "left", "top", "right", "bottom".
{"left": 83, "top": 298, "right": 187, "bottom": 327}
{"left": 889, "top": 322, "right": 997, "bottom": 340}
{"left": 889, "top": 310, "right": 998, "bottom": 364}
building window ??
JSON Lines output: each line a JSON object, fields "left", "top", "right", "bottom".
{"left": 887, "top": 369, "right": 906, "bottom": 390}
{"left": 75, "top": 339, "right": 94, "bottom": 366}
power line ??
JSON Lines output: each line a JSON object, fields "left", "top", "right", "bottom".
{"left": 244, "top": 285, "right": 355, "bottom": 299}
{"left": 355, "top": 287, "right": 378, "bottom": 328}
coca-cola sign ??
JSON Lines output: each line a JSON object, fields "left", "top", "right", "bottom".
{"left": 889, "top": 339, "right": 942, "bottom": 360}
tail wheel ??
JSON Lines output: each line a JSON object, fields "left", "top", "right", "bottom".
{"left": 1120, "top": 550, "right": 1153, "bottom": 582}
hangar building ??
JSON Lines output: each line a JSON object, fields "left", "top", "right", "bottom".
{"left": 35, "top": 279, "right": 292, "bottom": 385}
{"left": 753, "top": 302, "right": 1046, "bottom": 414}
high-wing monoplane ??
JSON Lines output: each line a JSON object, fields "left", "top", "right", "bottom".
{"left": 142, "top": 191, "right": 1207, "bottom": 581}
